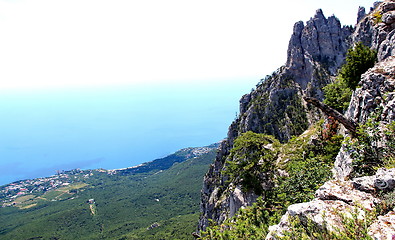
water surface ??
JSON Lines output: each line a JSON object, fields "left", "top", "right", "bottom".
{"left": 0, "top": 80, "right": 256, "bottom": 185}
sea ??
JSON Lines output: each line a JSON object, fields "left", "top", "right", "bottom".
{"left": 0, "top": 79, "right": 257, "bottom": 186}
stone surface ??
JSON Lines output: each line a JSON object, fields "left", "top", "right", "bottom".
{"left": 332, "top": 146, "right": 353, "bottom": 180}
{"left": 345, "top": 56, "right": 395, "bottom": 124}
{"left": 382, "top": 11, "right": 395, "bottom": 24}
{"left": 267, "top": 168, "right": 395, "bottom": 239}
{"left": 382, "top": 1, "right": 395, "bottom": 12}
{"left": 368, "top": 211, "right": 395, "bottom": 240}
{"left": 353, "top": 1, "right": 395, "bottom": 62}
{"left": 315, "top": 180, "right": 380, "bottom": 210}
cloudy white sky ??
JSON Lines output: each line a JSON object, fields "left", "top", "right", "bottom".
{"left": 0, "top": 0, "right": 375, "bottom": 91}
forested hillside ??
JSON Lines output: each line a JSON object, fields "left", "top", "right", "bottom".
{"left": 0, "top": 145, "right": 217, "bottom": 239}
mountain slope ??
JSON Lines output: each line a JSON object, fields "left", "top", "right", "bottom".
{"left": 199, "top": 8, "right": 352, "bottom": 231}
{"left": 198, "top": 1, "right": 395, "bottom": 239}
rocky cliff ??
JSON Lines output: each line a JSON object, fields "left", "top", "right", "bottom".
{"left": 198, "top": 8, "right": 353, "bottom": 231}
{"left": 199, "top": 0, "right": 395, "bottom": 238}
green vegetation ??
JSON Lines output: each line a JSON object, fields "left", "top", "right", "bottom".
{"left": 323, "top": 78, "right": 352, "bottom": 112}
{"left": 201, "top": 121, "right": 343, "bottom": 239}
{"left": 224, "top": 132, "right": 280, "bottom": 194}
{"left": 0, "top": 147, "right": 217, "bottom": 240}
{"left": 340, "top": 42, "right": 377, "bottom": 90}
{"left": 249, "top": 89, "right": 308, "bottom": 142}
{"left": 372, "top": 11, "right": 383, "bottom": 24}
{"left": 201, "top": 197, "right": 273, "bottom": 239}
{"left": 324, "top": 42, "right": 377, "bottom": 112}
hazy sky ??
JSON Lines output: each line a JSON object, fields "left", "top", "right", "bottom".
{"left": 0, "top": 0, "right": 375, "bottom": 91}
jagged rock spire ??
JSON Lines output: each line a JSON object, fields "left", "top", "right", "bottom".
{"left": 285, "top": 9, "right": 351, "bottom": 89}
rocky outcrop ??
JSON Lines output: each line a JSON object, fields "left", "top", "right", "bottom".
{"left": 286, "top": 9, "right": 352, "bottom": 87}
{"left": 266, "top": 168, "right": 395, "bottom": 239}
{"left": 353, "top": 0, "right": 395, "bottom": 61}
{"left": 198, "top": 9, "right": 352, "bottom": 231}
{"left": 333, "top": 56, "right": 395, "bottom": 179}
{"left": 266, "top": 2, "right": 395, "bottom": 238}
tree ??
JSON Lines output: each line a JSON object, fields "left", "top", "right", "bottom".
{"left": 340, "top": 42, "right": 377, "bottom": 90}
{"left": 323, "top": 42, "right": 377, "bottom": 113}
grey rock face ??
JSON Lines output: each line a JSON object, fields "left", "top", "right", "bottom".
{"left": 333, "top": 56, "right": 395, "bottom": 180}
{"left": 369, "top": 211, "right": 395, "bottom": 239}
{"left": 346, "top": 56, "right": 395, "bottom": 124}
{"left": 332, "top": 146, "right": 353, "bottom": 180}
{"left": 382, "top": 11, "right": 395, "bottom": 24}
{"left": 353, "top": 0, "right": 395, "bottom": 62}
{"left": 358, "top": 6, "right": 367, "bottom": 23}
{"left": 286, "top": 9, "right": 352, "bottom": 87}
{"left": 378, "top": 29, "right": 395, "bottom": 60}
{"left": 382, "top": 1, "right": 395, "bottom": 12}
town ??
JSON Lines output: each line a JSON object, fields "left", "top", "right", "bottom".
{"left": 0, "top": 169, "right": 93, "bottom": 207}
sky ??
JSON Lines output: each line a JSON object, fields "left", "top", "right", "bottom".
{"left": 0, "top": 0, "right": 375, "bottom": 91}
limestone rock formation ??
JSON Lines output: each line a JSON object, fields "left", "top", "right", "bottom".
{"left": 353, "top": 0, "right": 395, "bottom": 61}
{"left": 198, "top": 9, "right": 352, "bottom": 231}
{"left": 266, "top": 168, "right": 395, "bottom": 239}
{"left": 199, "top": 1, "right": 395, "bottom": 237}
{"left": 266, "top": 2, "right": 395, "bottom": 238}
{"left": 333, "top": 56, "right": 395, "bottom": 179}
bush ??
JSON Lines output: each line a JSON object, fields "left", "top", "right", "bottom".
{"left": 200, "top": 197, "right": 275, "bottom": 240}
{"left": 323, "top": 78, "right": 352, "bottom": 113}
{"left": 347, "top": 117, "right": 395, "bottom": 177}
{"left": 372, "top": 11, "right": 382, "bottom": 24}
{"left": 203, "top": 123, "right": 343, "bottom": 239}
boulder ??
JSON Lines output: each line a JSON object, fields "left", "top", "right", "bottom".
{"left": 382, "top": 11, "right": 395, "bottom": 24}
{"left": 266, "top": 169, "right": 388, "bottom": 239}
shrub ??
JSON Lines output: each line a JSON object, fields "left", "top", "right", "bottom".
{"left": 347, "top": 118, "right": 395, "bottom": 177}
{"left": 323, "top": 78, "right": 352, "bottom": 113}
{"left": 200, "top": 197, "right": 275, "bottom": 240}
{"left": 372, "top": 11, "right": 382, "bottom": 24}
{"left": 203, "top": 123, "right": 344, "bottom": 239}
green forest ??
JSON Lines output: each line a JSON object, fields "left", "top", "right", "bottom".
{"left": 0, "top": 147, "right": 217, "bottom": 240}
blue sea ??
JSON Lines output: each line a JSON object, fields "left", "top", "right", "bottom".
{"left": 0, "top": 80, "right": 257, "bottom": 186}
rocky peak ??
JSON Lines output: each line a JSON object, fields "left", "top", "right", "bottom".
{"left": 197, "top": 1, "right": 395, "bottom": 238}
{"left": 358, "top": 6, "right": 367, "bottom": 23}
{"left": 285, "top": 9, "right": 351, "bottom": 89}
